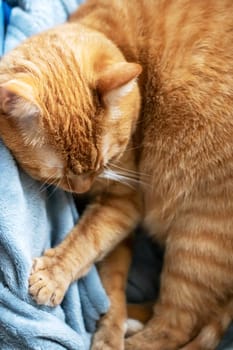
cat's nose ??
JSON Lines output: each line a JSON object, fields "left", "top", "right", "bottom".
{"left": 69, "top": 174, "right": 94, "bottom": 194}
{"left": 67, "top": 168, "right": 79, "bottom": 177}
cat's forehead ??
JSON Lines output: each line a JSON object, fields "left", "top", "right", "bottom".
{"left": 41, "top": 94, "right": 102, "bottom": 174}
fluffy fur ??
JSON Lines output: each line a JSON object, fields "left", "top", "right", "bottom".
{"left": 0, "top": 0, "right": 233, "bottom": 349}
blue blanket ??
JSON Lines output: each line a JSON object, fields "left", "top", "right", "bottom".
{"left": 0, "top": 1, "right": 109, "bottom": 349}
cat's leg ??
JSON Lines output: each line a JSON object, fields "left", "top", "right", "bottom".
{"left": 29, "top": 187, "right": 141, "bottom": 306}
{"left": 125, "top": 213, "right": 233, "bottom": 350}
{"left": 125, "top": 302, "right": 153, "bottom": 337}
{"left": 91, "top": 238, "right": 132, "bottom": 350}
{"left": 127, "top": 302, "right": 153, "bottom": 324}
{"left": 180, "top": 299, "right": 233, "bottom": 350}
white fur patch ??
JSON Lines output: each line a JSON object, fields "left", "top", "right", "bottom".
{"left": 22, "top": 131, "right": 44, "bottom": 148}
{"left": 109, "top": 105, "right": 122, "bottom": 120}
{"left": 117, "top": 80, "right": 136, "bottom": 97}
{"left": 199, "top": 326, "right": 219, "bottom": 349}
{"left": 101, "top": 133, "right": 111, "bottom": 163}
{"left": 125, "top": 319, "right": 144, "bottom": 337}
{"left": 105, "top": 79, "right": 136, "bottom": 107}
{"left": 10, "top": 98, "right": 39, "bottom": 119}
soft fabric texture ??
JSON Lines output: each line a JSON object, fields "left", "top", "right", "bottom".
{"left": 0, "top": 1, "right": 109, "bottom": 349}
{"left": 0, "top": 1, "right": 11, "bottom": 55}
{"left": 3, "top": 0, "right": 84, "bottom": 53}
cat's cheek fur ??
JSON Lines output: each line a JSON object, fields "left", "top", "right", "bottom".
{"left": 101, "top": 132, "right": 121, "bottom": 166}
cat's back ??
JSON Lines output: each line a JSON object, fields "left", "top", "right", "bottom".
{"left": 76, "top": 0, "right": 233, "bottom": 123}
{"left": 136, "top": 0, "right": 233, "bottom": 155}
{"left": 136, "top": 0, "right": 233, "bottom": 133}
{"left": 128, "top": 0, "right": 233, "bottom": 235}
{"left": 78, "top": 0, "right": 233, "bottom": 65}
{"left": 124, "top": 0, "right": 233, "bottom": 91}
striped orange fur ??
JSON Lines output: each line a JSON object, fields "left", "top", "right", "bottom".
{"left": 0, "top": 0, "right": 233, "bottom": 349}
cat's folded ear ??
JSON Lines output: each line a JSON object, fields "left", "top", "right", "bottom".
{"left": 0, "top": 77, "right": 40, "bottom": 120}
{"left": 97, "top": 62, "right": 142, "bottom": 102}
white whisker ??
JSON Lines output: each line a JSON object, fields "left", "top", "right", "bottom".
{"left": 99, "top": 169, "right": 133, "bottom": 189}
{"left": 66, "top": 176, "right": 72, "bottom": 193}
{"left": 38, "top": 169, "right": 61, "bottom": 193}
{"left": 99, "top": 169, "right": 148, "bottom": 190}
{"left": 47, "top": 179, "right": 62, "bottom": 199}
{"left": 109, "top": 162, "right": 151, "bottom": 179}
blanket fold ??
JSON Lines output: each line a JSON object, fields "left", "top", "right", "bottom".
{"left": 0, "top": 1, "right": 109, "bottom": 349}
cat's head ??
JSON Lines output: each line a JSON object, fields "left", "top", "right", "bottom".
{"left": 0, "top": 23, "right": 141, "bottom": 193}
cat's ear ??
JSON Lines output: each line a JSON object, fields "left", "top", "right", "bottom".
{"left": 0, "top": 78, "right": 40, "bottom": 119}
{"left": 97, "top": 62, "right": 142, "bottom": 101}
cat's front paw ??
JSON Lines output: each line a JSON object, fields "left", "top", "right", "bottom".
{"left": 29, "top": 249, "right": 71, "bottom": 306}
{"left": 91, "top": 323, "right": 124, "bottom": 350}
{"left": 125, "top": 332, "right": 155, "bottom": 350}
{"left": 125, "top": 324, "right": 176, "bottom": 350}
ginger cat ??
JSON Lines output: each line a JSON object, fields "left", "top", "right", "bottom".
{"left": 0, "top": 0, "right": 233, "bottom": 349}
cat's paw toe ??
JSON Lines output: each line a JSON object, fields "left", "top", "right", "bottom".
{"left": 29, "top": 255, "right": 70, "bottom": 306}
{"left": 29, "top": 271, "right": 64, "bottom": 306}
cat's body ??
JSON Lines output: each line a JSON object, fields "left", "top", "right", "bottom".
{"left": 0, "top": 0, "right": 233, "bottom": 349}
{"left": 75, "top": 0, "right": 233, "bottom": 237}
